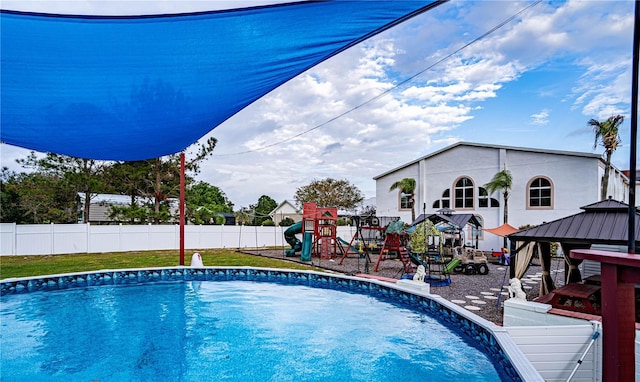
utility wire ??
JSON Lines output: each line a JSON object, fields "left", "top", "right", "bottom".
{"left": 213, "top": 0, "right": 543, "bottom": 157}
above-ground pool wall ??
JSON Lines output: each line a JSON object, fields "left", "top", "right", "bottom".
{"left": 1, "top": 267, "right": 543, "bottom": 382}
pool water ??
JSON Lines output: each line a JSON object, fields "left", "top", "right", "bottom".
{"left": 1, "top": 281, "right": 502, "bottom": 381}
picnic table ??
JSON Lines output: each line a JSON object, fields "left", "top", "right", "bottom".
{"left": 548, "top": 283, "right": 601, "bottom": 315}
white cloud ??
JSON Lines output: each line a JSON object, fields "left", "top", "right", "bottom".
{"left": 530, "top": 109, "right": 550, "bottom": 126}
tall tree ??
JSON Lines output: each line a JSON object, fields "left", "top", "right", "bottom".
{"left": 589, "top": 115, "right": 624, "bottom": 200}
{"left": 104, "top": 137, "right": 218, "bottom": 224}
{"left": 148, "top": 137, "right": 218, "bottom": 223}
{"left": 389, "top": 178, "right": 417, "bottom": 222}
{"left": 0, "top": 168, "right": 24, "bottom": 222}
{"left": 294, "top": 178, "right": 364, "bottom": 211}
{"left": 103, "top": 161, "right": 153, "bottom": 223}
{"left": 16, "top": 152, "right": 107, "bottom": 223}
{"left": 234, "top": 207, "right": 252, "bottom": 226}
{"left": 1, "top": 168, "right": 76, "bottom": 223}
{"left": 186, "top": 181, "right": 234, "bottom": 224}
{"left": 250, "top": 195, "right": 277, "bottom": 226}
{"left": 484, "top": 168, "right": 513, "bottom": 248}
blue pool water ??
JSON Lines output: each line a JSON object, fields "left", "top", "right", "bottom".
{"left": 1, "top": 280, "right": 503, "bottom": 381}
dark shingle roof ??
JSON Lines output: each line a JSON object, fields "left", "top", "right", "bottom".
{"left": 508, "top": 200, "right": 640, "bottom": 245}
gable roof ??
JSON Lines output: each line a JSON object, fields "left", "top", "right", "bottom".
{"left": 373, "top": 141, "right": 602, "bottom": 180}
{"left": 508, "top": 199, "right": 640, "bottom": 246}
{"left": 269, "top": 200, "right": 300, "bottom": 216}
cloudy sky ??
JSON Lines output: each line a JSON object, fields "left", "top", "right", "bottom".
{"left": 1, "top": 0, "right": 636, "bottom": 210}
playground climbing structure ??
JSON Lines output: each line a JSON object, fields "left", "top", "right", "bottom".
{"left": 373, "top": 220, "right": 413, "bottom": 274}
{"left": 302, "top": 202, "right": 338, "bottom": 260}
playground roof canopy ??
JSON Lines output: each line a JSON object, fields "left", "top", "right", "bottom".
{"left": 1, "top": 1, "right": 444, "bottom": 161}
{"left": 411, "top": 213, "right": 482, "bottom": 229}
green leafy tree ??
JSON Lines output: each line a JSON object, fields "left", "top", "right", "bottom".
{"left": 294, "top": 178, "right": 364, "bottom": 211}
{"left": 108, "top": 203, "right": 153, "bottom": 224}
{"left": 1, "top": 169, "right": 76, "bottom": 223}
{"left": 410, "top": 220, "right": 442, "bottom": 254}
{"left": 16, "top": 152, "right": 108, "bottom": 223}
{"left": 278, "top": 217, "right": 296, "bottom": 227}
{"left": 250, "top": 195, "right": 277, "bottom": 226}
{"left": 103, "top": 161, "right": 153, "bottom": 223}
{"left": 235, "top": 207, "right": 252, "bottom": 226}
{"left": 1, "top": 168, "right": 25, "bottom": 223}
{"left": 484, "top": 168, "right": 513, "bottom": 248}
{"left": 186, "top": 181, "right": 234, "bottom": 224}
{"left": 102, "top": 137, "right": 218, "bottom": 224}
{"left": 389, "top": 178, "right": 416, "bottom": 222}
{"left": 147, "top": 137, "right": 218, "bottom": 223}
{"left": 589, "top": 115, "right": 624, "bottom": 200}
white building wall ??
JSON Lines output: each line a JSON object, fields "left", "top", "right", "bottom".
{"left": 375, "top": 163, "right": 420, "bottom": 222}
{"left": 374, "top": 143, "right": 629, "bottom": 252}
{"left": 505, "top": 151, "right": 599, "bottom": 228}
{"left": 421, "top": 145, "right": 504, "bottom": 250}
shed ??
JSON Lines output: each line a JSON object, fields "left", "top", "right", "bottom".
{"left": 216, "top": 212, "right": 236, "bottom": 226}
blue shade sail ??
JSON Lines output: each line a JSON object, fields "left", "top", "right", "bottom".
{"left": 1, "top": 1, "right": 444, "bottom": 161}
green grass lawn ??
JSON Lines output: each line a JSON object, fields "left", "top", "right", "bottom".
{"left": 0, "top": 249, "right": 314, "bottom": 280}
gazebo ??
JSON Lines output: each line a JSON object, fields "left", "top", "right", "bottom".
{"left": 508, "top": 199, "right": 640, "bottom": 381}
{"left": 507, "top": 199, "right": 640, "bottom": 295}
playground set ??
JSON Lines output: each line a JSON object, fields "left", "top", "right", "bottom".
{"left": 284, "top": 202, "right": 339, "bottom": 261}
{"left": 283, "top": 206, "right": 488, "bottom": 286}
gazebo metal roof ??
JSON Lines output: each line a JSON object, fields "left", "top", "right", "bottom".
{"left": 508, "top": 199, "right": 640, "bottom": 246}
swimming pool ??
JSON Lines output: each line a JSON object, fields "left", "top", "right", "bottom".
{"left": 0, "top": 267, "right": 540, "bottom": 381}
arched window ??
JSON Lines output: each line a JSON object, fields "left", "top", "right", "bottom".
{"left": 441, "top": 189, "right": 450, "bottom": 208}
{"left": 479, "top": 186, "right": 500, "bottom": 208}
{"left": 454, "top": 177, "right": 474, "bottom": 209}
{"left": 528, "top": 177, "right": 553, "bottom": 208}
{"left": 433, "top": 189, "right": 451, "bottom": 209}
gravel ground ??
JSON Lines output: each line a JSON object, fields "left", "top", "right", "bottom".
{"left": 240, "top": 248, "right": 567, "bottom": 325}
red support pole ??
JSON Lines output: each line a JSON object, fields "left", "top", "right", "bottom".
{"left": 179, "top": 153, "right": 185, "bottom": 266}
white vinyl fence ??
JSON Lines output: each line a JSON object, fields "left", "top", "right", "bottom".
{"left": 0, "top": 223, "right": 357, "bottom": 256}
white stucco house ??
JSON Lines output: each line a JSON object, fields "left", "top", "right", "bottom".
{"left": 374, "top": 142, "right": 631, "bottom": 252}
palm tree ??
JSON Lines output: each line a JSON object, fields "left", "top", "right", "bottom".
{"left": 389, "top": 178, "right": 416, "bottom": 222}
{"left": 484, "top": 169, "right": 513, "bottom": 248}
{"left": 589, "top": 115, "right": 624, "bottom": 200}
